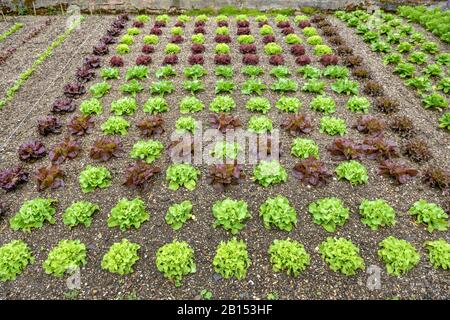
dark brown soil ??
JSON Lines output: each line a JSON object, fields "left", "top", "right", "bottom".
{"left": 0, "top": 15, "right": 449, "bottom": 300}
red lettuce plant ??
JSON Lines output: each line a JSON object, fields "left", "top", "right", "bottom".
{"left": 67, "top": 115, "right": 95, "bottom": 136}
{"left": 49, "top": 137, "right": 81, "bottom": 164}
{"left": 402, "top": 138, "right": 432, "bottom": 163}
{"left": 137, "top": 116, "right": 165, "bottom": 137}
{"left": 328, "top": 35, "right": 343, "bottom": 45}
{"left": 422, "top": 166, "right": 449, "bottom": 194}
{"left": 242, "top": 54, "right": 259, "bottom": 65}
{"left": 378, "top": 160, "right": 418, "bottom": 184}
{"left": 258, "top": 21, "right": 268, "bottom": 27}
{"left": 76, "top": 66, "right": 96, "bottom": 83}
{"left": 295, "top": 55, "right": 311, "bottom": 65}
{"left": 293, "top": 157, "right": 332, "bottom": 187}
{"left": 237, "top": 20, "right": 249, "bottom": 28}
{"left": 174, "top": 21, "right": 185, "bottom": 27}
{"left": 163, "top": 54, "right": 178, "bottom": 65}
{"left": 107, "top": 27, "right": 122, "bottom": 37}
{"left": 207, "top": 164, "right": 245, "bottom": 191}
{"left": 100, "top": 35, "right": 117, "bottom": 45}
{"left": 52, "top": 98, "right": 74, "bottom": 113}
{"left": 209, "top": 113, "right": 242, "bottom": 133}
{"left": 191, "top": 44, "right": 205, "bottom": 54}
{"left": 170, "top": 35, "right": 184, "bottom": 43}
{"left": 194, "top": 26, "right": 206, "bottom": 34}
{"left": 282, "top": 27, "right": 295, "bottom": 35}
{"left": 110, "top": 56, "right": 124, "bottom": 67}
{"left": 188, "top": 54, "right": 204, "bottom": 65}
{"left": 150, "top": 27, "right": 162, "bottom": 35}
{"left": 64, "top": 83, "right": 86, "bottom": 99}
{"left": 282, "top": 113, "right": 313, "bottom": 136}
{"left": 214, "top": 54, "right": 231, "bottom": 65}
{"left": 0, "top": 166, "right": 28, "bottom": 191}
{"left": 354, "top": 115, "right": 385, "bottom": 136}
{"left": 154, "top": 21, "right": 166, "bottom": 28}
{"left": 37, "top": 115, "right": 63, "bottom": 136}
{"left": 237, "top": 27, "right": 251, "bottom": 35}
{"left": 336, "top": 46, "right": 353, "bottom": 56}
{"left": 35, "top": 164, "right": 64, "bottom": 191}
{"left": 239, "top": 44, "right": 257, "bottom": 54}
{"left": 18, "top": 140, "right": 47, "bottom": 161}
{"left": 269, "top": 55, "right": 285, "bottom": 65}
{"left": 142, "top": 45, "right": 155, "bottom": 54}
{"left": 90, "top": 136, "right": 123, "bottom": 162}
{"left": 327, "top": 138, "right": 364, "bottom": 161}
{"left": 215, "top": 35, "right": 231, "bottom": 43}
{"left": 290, "top": 44, "right": 305, "bottom": 56}
{"left": 195, "top": 21, "right": 206, "bottom": 27}
{"left": 123, "top": 161, "right": 161, "bottom": 189}
{"left": 218, "top": 21, "right": 228, "bottom": 27}
{"left": 262, "top": 35, "right": 276, "bottom": 44}
{"left": 320, "top": 54, "right": 339, "bottom": 66}
{"left": 136, "top": 55, "right": 152, "bottom": 65}
{"left": 298, "top": 21, "right": 311, "bottom": 28}
{"left": 277, "top": 21, "right": 290, "bottom": 28}
{"left": 83, "top": 55, "right": 101, "bottom": 68}
{"left": 93, "top": 43, "right": 109, "bottom": 55}
{"left": 132, "top": 21, "right": 144, "bottom": 28}
{"left": 167, "top": 135, "right": 195, "bottom": 162}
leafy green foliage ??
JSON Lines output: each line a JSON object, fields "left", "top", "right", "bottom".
{"left": 347, "top": 96, "right": 371, "bottom": 113}
{"left": 43, "top": 240, "right": 86, "bottom": 277}
{"left": 176, "top": 116, "right": 197, "bottom": 133}
{"left": 394, "top": 62, "right": 416, "bottom": 78}
{"left": 183, "top": 80, "right": 204, "bottom": 95}
{"left": 425, "top": 239, "right": 450, "bottom": 270}
{"left": 150, "top": 81, "right": 174, "bottom": 96}
{"left": 264, "top": 42, "right": 283, "bottom": 55}
{"left": 116, "top": 44, "right": 131, "bottom": 55}
{"left": 408, "top": 200, "right": 448, "bottom": 233}
{"left": 144, "top": 97, "right": 168, "bottom": 114}
{"left": 359, "top": 199, "right": 396, "bottom": 230}
{"left": 260, "top": 195, "right": 297, "bottom": 231}
{"left": 405, "top": 76, "right": 432, "bottom": 92}
{"left": 80, "top": 98, "right": 103, "bottom": 115}
{"left": 310, "top": 95, "right": 336, "bottom": 114}
{"left": 215, "top": 43, "right": 230, "bottom": 54}
{"left": 323, "top": 65, "right": 349, "bottom": 79}
{"left": 215, "top": 66, "right": 233, "bottom": 78}
{"left": 108, "top": 197, "right": 149, "bottom": 231}
{"left": 215, "top": 26, "right": 229, "bottom": 35}
{"left": 120, "top": 80, "right": 144, "bottom": 97}
{"left": 290, "top": 136, "right": 320, "bottom": 160}
{"left": 246, "top": 97, "right": 271, "bottom": 113}
{"left": 408, "top": 51, "right": 427, "bottom": 64}
{"left": 63, "top": 201, "right": 99, "bottom": 228}
{"left": 241, "top": 79, "right": 267, "bottom": 95}
{"left": 371, "top": 41, "right": 391, "bottom": 53}
{"left": 422, "top": 93, "right": 448, "bottom": 110}
{"left": 259, "top": 25, "right": 274, "bottom": 36}
{"left": 212, "top": 198, "right": 250, "bottom": 234}
{"left": 397, "top": 41, "right": 413, "bottom": 53}
{"left": 319, "top": 116, "right": 346, "bottom": 136}
{"left": 302, "top": 79, "right": 326, "bottom": 94}
{"left": 213, "top": 238, "right": 251, "bottom": 280}
{"left": 101, "top": 239, "right": 140, "bottom": 275}
{"left": 180, "top": 96, "right": 204, "bottom": 113}
{"left": 165, "top": 200, "right": 193, "bottom": 230}
{"left": 210, "top": 141, "right": 241, "bottom": 160}
{"left": 270, "top": 78, "right": 298, "bottom": 92}
{"left": 307, "top": 35, "right": 323, "bottom": 45}
{"left": 439, "top": 113, "right": 450, "bottom": 130}
{"left": 303, "top": 27, "right": 318, "bottom": 37}
{"left": 276, "top": 97, "right": 301, "bottom": 113}
{"left": 127, "top": 27, "right": 141, "bottom": 36}
{"left": 268, "top": 239, "right": 310, "bottom": 277}
{"left": 378, "top": 236, "right": 420, "bottom": 276}
{"left": 171, "top": 26, "right": 183, "bottom": 36}
{"left": 0, "top": 240, "right": 34, "bottom": 282}
{"left": 126, "top": 66, "right": 149, "bottom": 80}
{"left": 383, "top": 53, "right": 402, "bottom": 65}
{"left": 166, "top": 164, "right": 200, "bottom": 191}
{"left": 215, "top": 80, "right": 235, "bottom": 94}
{"left": 269, "top": 66, "right": 291, "bottom": 78}
{"left": 421, "top": 41, "right": 439, "bottom": 54}
{"left": 191, "top": 33, "right": 205, "bottom": 44}
{"left": 285, "top": 34, "right": 302, "bottom": 44}
{"left": 331, "top": 79, "right": 359, "bottom": 95}
{"left": 297, "top": 66, "right": 321, "bottom": 79}
{"left": 165, "top": 43, "right": 181, "bottom": 54}
{"left": 111, "top": 97, "right": 137, "bottom": 116}
{"left": 156, "top": 241, "right": 196, "bottom": 287}
{"left": 247, "top": 115, "right": 273, "bottom": 133}
{"left": 10, "top": 198, "right": 56, "bottom": 232}
{"left": 319, "top": 237, "right": 365, "bottom": 276}
{"left": 423, "top": 63, "right": 443, "bottom": 77}
{"left": 184, "top": 64, "right": 207, "bottom": 79}
{"left": 101, "top": 67, "right": 120, "bottom": 80}
{"left": 253, "top": 160, "right": 287, "bottom": 187}
{"left": 437, "top": 77, "right": 450, "bottom": 94}
{"left": 335, "top": 160, "right": 368, "bottom": 185}
{"left": 237, "top": 35, "right": 255, "bottom": 44}
{"left": 209, "top": 95, "right": 236, "bottom": 112}
{"left": 155, "top": 65, "right": 176, "bottom": 79}
{"left": 101, "top": 116, "right": 130, "bottom": 135}
{"left": 79, "top": 165, "right": 111, "bottom": 193}
{"left": 308, "top": 197, "right": 349, "bottom": 232}
{"left": 241, "top": 65, "right": 264, "bottom": 78}
{"left": 314, "top": 44, "right": 332, "bottom": 56}
{"left": 143, "top": 34, "right": 159, "bottom": 45}
{"left": 130, "top": 140, "right": 164, "bottom": 163}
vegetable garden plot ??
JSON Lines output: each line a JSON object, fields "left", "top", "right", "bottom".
{"left": 0, "top": 12, "right": 449, "bottom": 300}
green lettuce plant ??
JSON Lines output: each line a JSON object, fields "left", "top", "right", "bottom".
{"left": 63, "top": 201, "right": 100, "bottom": 228}
{"left": 101, "top": 67, "right": 120, "bottom": 80}
{"left": 422, "top": 93, "right": 448, "bottom": 110}
{"left": 319, "top": 116, "right": 347, "bottom": 136}
{"left": 165, "top": 200, "right": 193, "bottom": 230}
{"left": 101, "top": 239, "right": 140, "bottom": 275}
{"left": 297, "top": 66, "right": 322, "bottom": 79}
{"left": 89, "top": 82, "right": 111, "bottom": 98}
{"left": 271, "top": 78, "right": 298, "bottom": 92}
{"left": 101, "top": 116, "right": 130, "bottom": 135}
{"left": 215, "top": 66, "right": 233, "bottom": 79}
{"left": 424, "top": 239, "right": 450, "bottom": 270}
{"left": 268, "top": 239, "right": 310, "bottom": 277}
{"left": 408, "top": 200, "right": 448, "bottom": 233}
{"left": 437, "top": 77, "right": 450, "bottom": 94}
{"left": 259, "top": 25, "right": 274, "bottom": 36}
{"left": 259, "top": 195, "right": 297, "bottom": 231}
{"left": 383, "top": 53, "right": 402, "bottom": 65}
{"left": 183, "top": 80, "right": 204, "bottom": 95}
{"left": 212, "top": 198, "right": 250, "bottom": 234}
{"left": 335, "top": 160, "right": 368, "bottom": 185}
{"left": 166, "top": 164, "right": 200, "bottom": 191}
{"left": 155, "top": 65, "right": 176, "bottom": 79}
{"left": 319, "top": 237, "right": 365, "bottom": 276}
{"left": 210, "top": 141, "right": 241, "bottom": 160}
{"left": 117, "top": 44, "right": 131, "bottom": 55}
{"left": 253, "top": 160, "right": 288, "bottom": 187}
{"left": 269, "top": 66, "right": 291, "bottom": 78}
{"left": 238, "top": 35, "right": 255, "bottom": 44}
{"left": 126, "top": 66, "right": 149, "bottom": 80}
{"left": 302, "top": 79, "right": 325, "bottom": 94}
{"left": 213, "top": 238, "right": 251, "bottom": 280}
{"left": 10, "top": 198, "right": 57, "bottom": 232}
{"left": 264, "top": 42, "right": 283, "bottom": 55}
{"left": 143, "top": 34, "right": 159, "bottom": 45}
{"left": 0, "top": 240, "right": 34, "bottom": 282}
{"left": 191, "top": 33, "right": 205, "bottom": 44}
{"left": 150, "top": 80, "right": 174, "bottom": 96}
{"left": 127, "top": 27, "right": 140, "bottom": 36}
{"left": 176, "top": 116, "right": 197, "bottom": 133}
{"left": 291, "top": 138, "right": 319, "bottom": 159}
{"left": 275, "top": 96, "right": 301, "bottom": 112}
{"left": 308, "top": 197, "right": 349, "bottom": 232}
{"left": 394, "top": 62, "right": 416, "bottom": 78}
{"left": 80, "top": 98, "right": 103, "bottom": 115}
{"left": 180, "top": 96, "right": 204, "bottom": 113}
{"left": 438, "top": 113, "right": 450, "bottom": 130}
{"left": 246, "top": 97, "right": 271, "bottom": 113}
{"left": 209, "top": 95, "right": 236, "bottom": 112}
{"left": 79, "top": 165, "right": 111, "bottom": 193}
{"left": 130, "top": 140, "right": 164, "bottom": 163}
{"left": 347, "top": 96, "right": 371, "bottom": 113}
{"left": 310, "top": 95, "right": 336, "bottom": 114}
{"left": 120, "top": 80, "right": 143, "bottom": 97}
{"left": 378, "top": 236, "right": 420, "bottom": 276}
{"left": 108, "top": 198, "right": 149, "bottom": 231}
{"left": 247, "top": 115, "right": 273, "bottom": 133}
{"left": 165, "top": 43, "right": 181, "bottom": 54}
{"left": 241, "top": 79, "right": 267, "bottom": 95}
{"left": 184, "top": 64, "right": 207, "bottom": 79}
{"left": 241, "top": 65, "right": 264, "bottom": 78}
{"left": 144, "top": 97, "right": 168, "bottom": 114}
{"left": 408, "top": 51, "right": 427, "bottom": 64}
{"left": 285, "top": 34, "right": 302, "bottom": 44}
{"left": 323, "top": 65, "right": 349, "bottom": 79}
{"left": 303, "top": 27, "right": 318, "bottom": 37}
{"left": 307, "top": 35, "right": 323, "bottom": 45}
{"left": 215, "top": 43, "right": 230, "bottom": 54}
{"left": 359, "top": 199, "right": 396, "bottom": 230}
{"left": 314, "top": 44, "right": 332, "bottom": 56}
{"left": 110, "top": 97, "right": 137, "bottom": 116}
{"left": 43, "top": 240, "right": 87, "bottom": 277}
{"left": 215, "top": 80, "right": 235, "bottom": 94}
{"left": 331, "top": 79, "right": 359, "bottom": 95}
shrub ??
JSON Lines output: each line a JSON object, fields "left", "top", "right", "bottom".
{"left": 101, "top": 239, "right": 140, "bottom": 275}
{"left": 108, "top": 197, "right": 149, "bottom": 231}
{"left": 276, "top": 97, "right": 301, "bottom": 113}
{"left": 292, "top": 157, "right": 331, "bottom": 187}
{"left": 378, "top": 236, "right": 419, "bottom": 276}
{"left": 319, "top": 237, "right": 365, "bottom": 276}
{"left": 331, "top": 79, "right": 359, "bottom": 95}
{"left": 206, "top": 164, "right": 245, "bottom": 191}
{"left": 156, "top": 241, "right": 196, "bottom": 287}
{"left": 291, "top": 138, "right": 319, "bottom": 159}
{"left": 17, "top": 140, "right": 47, "bottom": 161}
{"left": 260, "top": 195, "right": 297, "bottom": 231}
{"left": 123, "top": 161, "right": 161, "bottom": 189}
{"left": 43, "top": 240, "right": 86, "bottom": 277}
{"left": 63, "top": 201, "right": 99, "bottom": 228}
{"left": 101, "top": 116, "right": 130, "bottom": 135}
{"left": 79, "top": 165, "right": 111, "bottom": 193}
{"left": 425, "top": 239, "right": 450, "bottom": 270}
{"left": 408, "top": 200, "right": 448, "bottom": 233}
{"left": 0, "top": 240, "right": 34, "bottom": 282}
{"left": 130, "top": 140, "right": 164, "bottom": 164}
{"left": 180, "top": 96, "right": 204, "bottom": 113}
{"left": 10, "top": 198, "right": 56, "bottom": 232}
{"left": 319, "top": 116, "right": 346, "bottom": 136}
{"left": 209, "top": 95, "right": 236, "bottom": 113}
{"left": 359, "top": 199, "right": 396, "bottom": 231}
{"left": 34, "top": 164, "right": 64, "bottom": 191}
{"left": 80, "top": 98, "right": 102, "bottom": 115}
{"left": 0, "top": 166, "right": 28, "bottom": 192}
{"left": 253, "top": 160, "right": 287, "bottom": 187}
{"left": 165, "top": 201, "right": 193, "bottom": 231}
{"left": 213, "top": 238, "right": 251, "bottom": 280}
{"left": 248, "top": 115, "right": 273, "bottom": 133}
{"left": 212, "top": 198, "right": 250, "bottom": 234}
{"left": 335, "top": 160, "right": 368, "bottom": 186}
{"left": 110, "top": 97, "right": 137, "bottom": 116}
{"left": 150, "top": 80, "right": 174, "bottom": 96}
{"left": 264, "top": 43, "right": 283, "bottom": 55}
{"left": 120, "top": 79, "right": 143, "bottom": 97}
{"left": 246, "top": 97, "right": 271, "bottom": 113}
{"left": 144, "top": 97, "right": 168, "bottom": 114}
{"left": 166, "top": 164, "right": 200, "bottom": 191}
{"left": 242, "top": 79, "right": 267, "bottom": 95}
{"left": 268, "top": 239, "right": 309, "bottom": 277}
{"left": 347, "top": 96, "right": 370, "bottom": 113}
